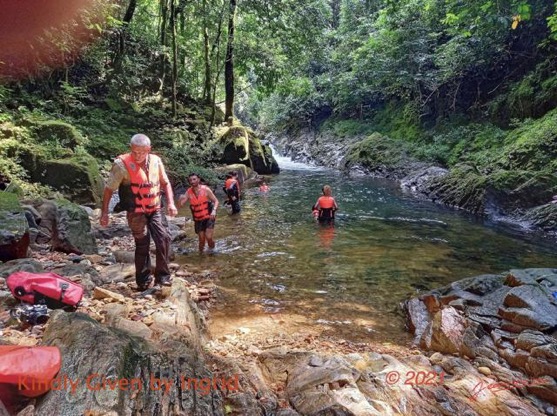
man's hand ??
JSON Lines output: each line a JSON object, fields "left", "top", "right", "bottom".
{"left": 167, "top": 203, "right": 178, "bottom": 217}
{"left": 100, "top": 212, "right": 109, "bottom": 227}
{"left": 178, "top": 194, "right": 188, "bottom": 207}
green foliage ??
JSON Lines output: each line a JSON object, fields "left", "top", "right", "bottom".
{"left": 321, "top": 119, "right": 375, "bottom": 138}
{"left": 345, "top": 132, "right": 411, "bottom": 170}
{"left": 496, "top": 108, "right": 557, "bottom": 172}
{"left": 32, "top": 120, "right": 86, "bottom": 151}
{"left": 370, "top": 101, "right": 422, "bottom": 141}
{"left": 428, "top": 164, "right": 487, "bottom": 213}
{"left": 488, "top": 59, "right": 557, "bottom": 121}
{"left": 250, "top": 76, "right": 327, "bottom": 132}
{"left": 163, "top": 144, "right": 219, "bottom": 189}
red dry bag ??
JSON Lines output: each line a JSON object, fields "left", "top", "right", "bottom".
{"left": 6, "top": 271, "right": 83, "bottom": 310}
{"left": 0, "top": 346, "right": 62, "bottom": 397}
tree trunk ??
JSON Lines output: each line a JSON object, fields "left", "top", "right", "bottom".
{"left": 224, "top": 0, "right": 237, "bottom": 125}
{"left": 203, "top": 28, "right": 211, "bottom": 103}
{"left": 160, "top": 0, "right": 169, "bottom": 93}
{"left": 202, "top": 0, "right": 211, "bottom": 103}
{"left": 330, "top": 0, "right": 340, "bottom": 29}
{"left": 110, "top": 0, "right": 137, "bottom": 75}
{"left": 171, "top": 0, "right": 178, "bottom": 117}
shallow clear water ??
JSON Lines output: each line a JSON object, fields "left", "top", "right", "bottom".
{"left": 176, "top": 155, "right": 557, "bottom": 345}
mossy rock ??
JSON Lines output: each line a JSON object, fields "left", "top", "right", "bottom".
{"left": 220, "top": 126, "right": 250, "bottom": 163}
{"left": 0, "top": 191, "right": 21, "bottom": 212}
{"left": 426, "top": 165, "right": 488, "bottom": 214}
{"left": 32, "top": 120, "right": 85, "bottom": 151}
{"left": 30, "top": 155, "right": 104, "bottom": 206}
{"left": 246, "top": 133, "right": 279, "bottom": 174}
{"left": 523, "top": 203, "right": 557, "bottom": 230}
{"left": 486, "top": 169, "right": 557, "bottom": 210}
{"left": 52, "top": 198, "right": 98, "bottom": 254}
{"left": 344, "top": 133, "right": 418, "bottom": 178}
{"left": 219, "top": 126, "right": 279, "bottom": 174}
{"left": 426, "top": 166, "right": 557, "bottom": 215}
{"left": 0, "top": 192, "right": 29, "bottom": 261}
{"left": 495, "top": 108, "right": 557, "bottom": 173}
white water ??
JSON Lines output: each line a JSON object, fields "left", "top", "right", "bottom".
{"left": 270, "top": 145, "right": 325, "bottom": 171}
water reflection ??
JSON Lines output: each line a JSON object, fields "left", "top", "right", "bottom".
{"left": 176, "top": 163, "right": 557, "bottom": 345}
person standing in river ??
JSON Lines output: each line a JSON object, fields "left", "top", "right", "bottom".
{"left": 100, "top": 134, "right": 177, "bottom": 291}
{"left": 313, "top": 185, "right": 338, "bottom": 225}
{"left": 223, "top": 171, "right": 241, "bottom": 214}
{"left": 179, "top": 173, "right": 220, "bottom": 253}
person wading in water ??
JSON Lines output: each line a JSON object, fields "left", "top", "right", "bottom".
{"left": 223, "top": 171, "right": 241, "bottom": 214}
{"left": 100, "top": 134, "right": 177, "bottom": 291}
{"left": 313, "top": 185, "right": 339, "bottom": 225}
{"left": 179, "top": 173, "right": 220, "bottom": 253}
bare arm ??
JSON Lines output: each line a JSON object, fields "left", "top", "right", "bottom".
{"left": 100, "top": 187, "right": 115, "bottom": 227}
{"left": 178, "top": 191, "right": 190, "bottom": 207}
{"left": 159, "top": 162, "right": 177, "bottom": 216}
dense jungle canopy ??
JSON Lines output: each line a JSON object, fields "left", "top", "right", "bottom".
{"left": 1, "top": 0, "right": 557, "bottom": 208}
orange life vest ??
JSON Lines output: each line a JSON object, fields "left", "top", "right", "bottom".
{"left": 316, "top": 196, "right": 336, "bottom": 219}
{"left": 317, "top": 196, "right": 335, "bottom": 209}
{"left": 118, "top": 153, "right": 161, "bottom": 214}
{"left": 187, "top": 186, "right": 211, "bottom": 221}
{"left": 225, "top": 178, "right": 237, "bottom": 189}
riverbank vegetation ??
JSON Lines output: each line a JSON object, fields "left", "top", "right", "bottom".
{"left": 1, "top": 0, "right": 556, "bottom": 215}
{"left": 245, "top": 0, "right": 557, "bottom": 214}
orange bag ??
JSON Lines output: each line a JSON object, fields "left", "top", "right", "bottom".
{"left": 0, "top": 346, "right": 61, "bottom": 397}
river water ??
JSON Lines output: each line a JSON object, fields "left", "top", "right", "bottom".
{"left": 177, "top": 154, "right": 556, "bottom": 346}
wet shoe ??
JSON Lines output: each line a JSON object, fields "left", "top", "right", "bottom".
{"left": 157, "top": 277, "right": 172, "bottom": 287}
{"left": 137, "top": 278, "right": 152, "bottom": 291}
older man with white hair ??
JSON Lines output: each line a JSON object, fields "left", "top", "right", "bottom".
{"left": 100, "top": 134, "right": 178, "bottom": 291}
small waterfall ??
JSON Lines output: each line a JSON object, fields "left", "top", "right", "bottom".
{"left": 270, "top": 145, "right": 324, "bottom": 171}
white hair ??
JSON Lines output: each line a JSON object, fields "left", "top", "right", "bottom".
{"left": 130, "top": 134, "right": 151, "bottom": 147}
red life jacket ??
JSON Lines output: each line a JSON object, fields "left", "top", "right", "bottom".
{"left": 118, "top": 153, "right": 161, "bottom": 214}
{"left": 187, "top": 186, "right": 211, "bottom": 221}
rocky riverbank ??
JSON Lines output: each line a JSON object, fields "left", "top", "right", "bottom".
{"left": 269, "top": 129, "right": 557, "bottom": 237}
{"left": 0, "top": 205, "right": 556, "bottom": 415}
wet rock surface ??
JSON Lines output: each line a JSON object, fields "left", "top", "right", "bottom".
{"left": 1, "top": 209, "right": 556, "bottom": 415}
{"left": 405, "top": 268, "right": 557, "bottom": 412}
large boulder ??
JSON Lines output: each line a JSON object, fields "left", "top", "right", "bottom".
{"left": 30, "top": 198, "right": 98, "bottom": 255}
{"left": 0, "top": 192, "right": 29, "bottom": 262}
{"left": 36, "top": 311, "right": 222, "bottom": 415}
{"left": 25, "top": 154, "right": 104, "bottom": 207}
{"left": 219, "top": 126, "right": 279, "bottom": 174}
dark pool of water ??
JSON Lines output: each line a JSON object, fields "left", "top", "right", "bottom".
{"left": 176, "top": 157, "right": 557, "bottom": 345}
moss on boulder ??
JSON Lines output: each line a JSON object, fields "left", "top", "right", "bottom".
{"left": 426, "top": 165, "right": 487, "bottom": 214}
{"left": 344, "top": 132, "right": 423, "bottom": 178}
{"left": 0, "top": 192, "right": 29, "bottom": 261}
{"left": 32, "top": 120, "right": 85, "bottom": 151}
{"left": 37, "top": 155, "right": 104, "bottom": 206}
{"left": 425, "top": 166, "right": 557, "bottom": 215}
{"left": 219, "top": 126, "right": 279, "bottom": 174}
